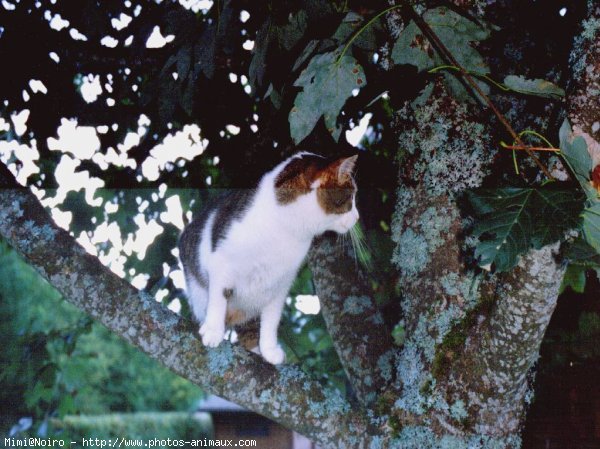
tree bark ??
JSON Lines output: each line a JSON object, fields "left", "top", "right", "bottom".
{"left": 566, "top": 2, "right": 599, "bottom": 161}
{"left": 449, "top": 244, "right": 564, "bottom": 436}
{"left": 308, "top": 234, "right": 399, "bottom": 406}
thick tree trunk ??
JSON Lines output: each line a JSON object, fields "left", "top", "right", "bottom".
{"left": 372, "top": 1, "right": 574, "bottom": 445}
{"left": 566, "top": 2, "right": 599, "bottom": 159}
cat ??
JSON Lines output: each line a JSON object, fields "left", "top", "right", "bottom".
{"left": 178, "top": 152, "right": 359, "bottom": 364}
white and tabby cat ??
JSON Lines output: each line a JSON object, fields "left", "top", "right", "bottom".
{"left": 178, "top": 152, "right": 359, "bottom": 364}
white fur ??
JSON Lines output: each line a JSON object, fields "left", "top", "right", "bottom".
{"left": 185, "top": 153, "right": 359, "bottom": 364}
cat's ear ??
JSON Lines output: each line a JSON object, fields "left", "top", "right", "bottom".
{"left": 312, "top": 154, "right": 357, "bottom": 188}
{"left": 336, "top": 155, "right": 358, "bottom": 181}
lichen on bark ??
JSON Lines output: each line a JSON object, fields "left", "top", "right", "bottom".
{"left": 308, "top": 234, "right": 399, "bottom": 406}
{"left": 387, "top": 79, "right": 501, "bottom": 439}
{"left": 566, "top": 2, "right": 600, "bottom": 167}
{"left": 448, "top": 244, "right": 565, "bottom": 438}
{"left": 388, "top": 74, "right": 565, "bottom": 446}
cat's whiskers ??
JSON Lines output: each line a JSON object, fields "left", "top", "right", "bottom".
{"left": 336, "top": 233, "right": 344, "bottom": 254}
{"left": 349, "top": 223, "right": 373, "bottom": 272}
{"left": 342, "top": 232, "right": 355, "bottom": 263}
{"left": 339, "top": 233, "right": 343, "bottom": 253}
{"left": 348, "top": 226, "right": 359, "bottom": 268}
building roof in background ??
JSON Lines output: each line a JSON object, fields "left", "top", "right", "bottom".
{"left": 197, "top": 395, "right": 247, "bottom": 412}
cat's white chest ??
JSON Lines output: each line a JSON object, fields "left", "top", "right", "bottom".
{"left": 222, "top": 226, "right": 310, "bottom": 310}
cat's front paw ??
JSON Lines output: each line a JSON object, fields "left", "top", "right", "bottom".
{"left": 260, "top": 344, "right": 285, "bottom": 365}
{"left": 199, "top": 323, "right": 225, "bottom": 347}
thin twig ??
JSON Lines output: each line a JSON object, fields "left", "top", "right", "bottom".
{"left": 502, "top": 145, "right": 560, "bottom": 152}
{"left": 337, "top": 5, "right": 403, "bottom": 64}
{"left": 407, "top": 6, "right": 555, "bottom": 180}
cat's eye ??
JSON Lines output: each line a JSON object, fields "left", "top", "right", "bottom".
{"left": 335, "top": 195, "right": 350, "bottom": 206}
{"left": 334, "top": 193, "right": 353, "bottom": 208}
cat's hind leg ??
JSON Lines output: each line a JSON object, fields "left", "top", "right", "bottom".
{"left": 259, "top": 296, "right": 286, "bottom": 365}
{"left": 199, "top": 272, "right": 231, "bottom": 347}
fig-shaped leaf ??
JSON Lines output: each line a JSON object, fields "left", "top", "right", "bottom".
{"left": 469, "top": 187, "right": 584, "bottom": 272}
{"left": 289, "top": 51, "right": 366, "bottom": 144}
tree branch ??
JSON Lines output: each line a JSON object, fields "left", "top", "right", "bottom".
{"left": 449, "top": 243, "right": 564, "bottom": 436}
{"left": 0, "top": 164, "right": 381, "bottom": 448}
{"left": 308, "top": 234, "right": 399, "bottom": 406}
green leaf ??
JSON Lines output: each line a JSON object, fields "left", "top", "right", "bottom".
{"left": 292, "top": 40, "right": 319, "bottom": 72}
{"left": 566, "top": 238, "right": 600, "bottom": 267}
{"left": 158, "top": 81, "right": 177, "bottom": 124}
{"left": 289, "top": 51, "right": 366, "bottom": 143}
{"left": 331, "top": 12, "right": 362, "bottom": 44}
{"left": 559, "top": 119, "right": 593, "bottom": 194}
{"left": 58, "top": 394, "right": 76, "bottom": 417}
{"left": 391, "top": 7, "right": 490, "bottom": 102}
{"left": 391, "top": 20, "right": 433, "bottom": 72}
{"left": 276, "top": 11, "right": 307, "bottom": 51}
{"left": 324, "top": 113, "right": 342, "bottom": 142}
{"left": 532, "top": 189, "right": 585, "bottom": 247}
{"left": 469, "top": 187, "right": 584, "bottom": 272}
{"left": 392, "top": 7, "right": 490, "bottom": 74}
{"left": 560, "top": 264, "right": 587, "bottom": 294}
{"left": 265, "top": 83, "right": 282, "bottom": 109}
{"left": 332, "top": 12, "right": 379, "bottom": 52}
{"left": 248, "top": 20, "right": 271, "bottom": 90}
{"left": 60, "top": 190, "right": 103, "bottom": 235}
{"left": 38, "top": 362, "right": 58, "bottom": 388}
{"left": 442, "top": 71, "right": 490, "bottom": 104}
{"left": 175, "top": 45, "right": 191, "bottom": 81}
{"left": 583, "top": 201, "right": 600, "bottom": 253}
{"left": 470, "top": 188, "right": 533, "bottom": 271}
{"left": 503, "top": 75, "right": 565, "bottom": 99}
{"left": 26, "top": 381, "right": 54, "bottom": 408}
{"left": 193, "top": 24, "right": 216, "bottom": 79}
{"left": 558, "top": 119, "right": 600, "bottom": 253}
{"left": 562, "top": 238, "right": 600, "bottom": 293}
{"left": 180, "top": 73, "right": 195, "bottom": 115}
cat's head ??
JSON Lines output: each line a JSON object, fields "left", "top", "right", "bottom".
{"left": 274, "top": 153, "right": 359, "bottom": 234}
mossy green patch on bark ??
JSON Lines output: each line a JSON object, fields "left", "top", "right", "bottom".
{"left": 432, "top": 294, "right": 495, "bottom": 379}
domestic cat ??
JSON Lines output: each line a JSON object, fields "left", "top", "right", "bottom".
{"left": 178, "top": 152, "right": 359, "bottom": 364}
